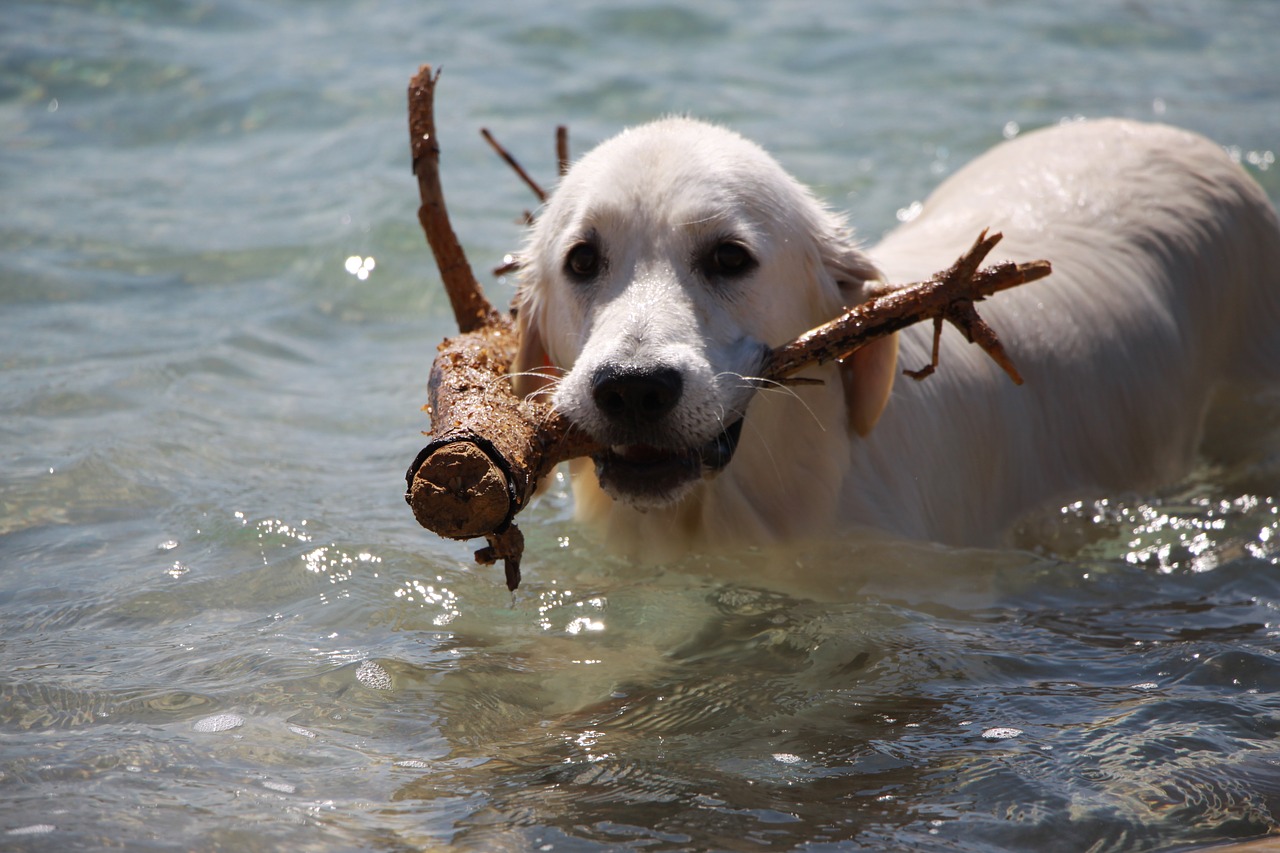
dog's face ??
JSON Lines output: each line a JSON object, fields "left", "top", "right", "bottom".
{"left": 514, "top": 118, "right": 897, "bottom": 512}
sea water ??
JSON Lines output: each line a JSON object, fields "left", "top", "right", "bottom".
{"left": 3, "top": 1, "right": 1280, "bottom": 850}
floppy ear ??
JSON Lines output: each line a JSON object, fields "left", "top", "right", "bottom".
{"left": 820, "top": 236, "right": 883, "bottom": 303}
{"left": 841, "top": 334, "right": 898, "bottom": 436}
{"left": 821, "top": 238, "right": 899, "bottom": 436}
{"left": 511, "top": 285, "right": 554, "bottom": 402}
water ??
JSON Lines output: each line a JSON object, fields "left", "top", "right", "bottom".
{"left": 3, "top": 1, "right": 1280, "bottom": 850}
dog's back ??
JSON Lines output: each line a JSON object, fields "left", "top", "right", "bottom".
{"left": 858, "top": 119, "right": 1280, "bottom": 544}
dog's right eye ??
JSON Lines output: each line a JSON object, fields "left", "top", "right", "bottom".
{"left": 698, "top": 239, "right": 758, "bottom": 282}
{"left": 564, "top": 240, "right": 602, "bottom": 282}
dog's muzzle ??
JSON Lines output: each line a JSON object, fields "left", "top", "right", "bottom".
{"left": 585, "top": 364, "right": 746, "bottom": 505}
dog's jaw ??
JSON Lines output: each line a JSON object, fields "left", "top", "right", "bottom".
{"left": 591, "top": 418, "right": 745, "bottom": 509}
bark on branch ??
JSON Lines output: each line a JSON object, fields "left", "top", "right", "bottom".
{"left": 765, "top": 229, "right": 1050, "bottom": 385}
{"left": 402, "top": 66, "right": 1051, "bottom": 589}
{"left": 408, "top": 66, "right": 500, "bottom": 334}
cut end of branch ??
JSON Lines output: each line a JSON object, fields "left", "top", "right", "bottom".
{"left": 407, "top": 441, "right": 513, "bottom": 539}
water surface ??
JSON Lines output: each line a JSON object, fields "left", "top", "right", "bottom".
{"left": 3, "top": 1, "right": 1280, "bottom": 850}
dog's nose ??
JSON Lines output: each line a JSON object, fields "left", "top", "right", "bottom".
{"left": 592, "top": 365, "right": 683, "bottom": 426}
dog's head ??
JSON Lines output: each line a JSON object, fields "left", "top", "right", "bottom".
{"left": 513, "top": 118, "right": 898, "bottom": 510}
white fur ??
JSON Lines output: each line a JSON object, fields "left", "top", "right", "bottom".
{"left": 514, "top": 117, "right": 1280, "bottom": 557}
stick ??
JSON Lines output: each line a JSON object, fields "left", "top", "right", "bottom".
{"left": 763, "top": 230, "right": 1050, "bottom": 384}
{"left": 402, "top": 66, "right": 1052, "bottom": 589}
{"left": 405, "top": 234, "right": 1050, "bottom": 576}
{"left": 408, "top": 66, "right": 523, "bottom": 586}
{"left": 406, "top": 323, "right": 597, "bottom": 590}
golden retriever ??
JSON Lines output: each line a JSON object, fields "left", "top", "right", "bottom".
{"left": 512, "top": 117, "right": 1280, "bottom": 557}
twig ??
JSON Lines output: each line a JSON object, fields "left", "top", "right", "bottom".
{"left": 762, "top": 230, "right": 1049, "bottom": 384}
{"left": 556, "top": 125, "right": 570, "bottom": 176}
{"left": 480, "top": 128, "right": 546, "bottom": 202}
{"left": 493, "top": 255, "right": 522, "bottom": 277}
{"left": 483, "top": 125, "right": 568, "bottom": 277}
{"left": 408, "top": 65, "right": 499, "bottom": 334}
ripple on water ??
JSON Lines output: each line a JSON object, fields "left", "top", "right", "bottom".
{"left": 0, "top": 681, "right": 212, "bottom": 731}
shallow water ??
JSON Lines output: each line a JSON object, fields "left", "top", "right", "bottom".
{"left": 3, "top": 1, "right": 1280, "bottom": 850}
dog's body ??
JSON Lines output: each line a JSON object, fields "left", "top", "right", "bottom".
{"left": 514, "top": 117, "right": 1280, "bottom": 557}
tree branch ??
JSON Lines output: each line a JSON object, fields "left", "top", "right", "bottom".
{"left": 763, "top": 230, "right": 1049, "bottom": 384}
{"left": 408, "top": 65, "right": 499, "bottom": 334}
{"left": 402, "top": 66, "right": 1052, "bottom": 589}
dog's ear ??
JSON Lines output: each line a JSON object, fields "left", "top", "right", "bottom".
{"left": 511, "top": 289, "right": 554, "bottom": 401}
{"left": 841, "top": 334, "right": 898, "bottom": 436}
{"left": 822, "top": 241, "right": 898, "bottom": 436}
{"left": 820, "top": 239, "right": 883, "bottom": 303}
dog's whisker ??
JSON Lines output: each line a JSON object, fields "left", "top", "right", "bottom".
{"left": 730, "top": 406, "right": 790, "bottom": 494}
{"left": 722, "top": 372, "right": 806, "bottom": 400}
{"left": 717, "top": 371, "right": 778, "bottom": 391}
{"left": 508, "top": 368, "right": 568, "bottom": 381}
{"left": 716, "top": 374, "right": 826, "bottom": 440}
{"left": 507, "top": 369, "right": 565, "bottom": 405}
{"left": 526, "top": 389, "right": 559, "bottom": 406}
{"left": 724, "top": 372, "right": 827, "bottom": 433}
{"left": 744, "top": 374, "right": 824, "bottom": 389}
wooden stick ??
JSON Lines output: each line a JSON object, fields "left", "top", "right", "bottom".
{"left": 405, "top": 236, "right": 1050, "bottom": 576}
{"left": 402, "top": 66, "right": 1052, "bottom": 589}
{"left": 763, "top": 230, "right": 1050, "bottom": 384}
{"left": 407, "top": 66, "right": 523, "bottom": 586}
{"left": 406, "top": 322, "right": 597, "bottom": 590}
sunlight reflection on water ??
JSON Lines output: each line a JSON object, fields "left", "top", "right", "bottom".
{"left": 4, "top": 0, "right": 1280, "bottom": 849}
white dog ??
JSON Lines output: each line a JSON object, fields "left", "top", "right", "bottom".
{"left": 512, "top": 117, "right": 1280, "bottom": 557}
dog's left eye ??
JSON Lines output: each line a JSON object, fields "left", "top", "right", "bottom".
{"left": 700, "top": 240, "right": 757, "bottom": 280}
{"left": 565, "top": 239, "right": 603, "bottom": 282}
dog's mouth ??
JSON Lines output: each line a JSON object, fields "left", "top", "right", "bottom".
{"left": 592, "top": 419, "right": 744, "bottom": 507}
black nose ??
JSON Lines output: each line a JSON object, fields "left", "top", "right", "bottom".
{"left": 591, "top": 365, "right": 683, "bottom": 426}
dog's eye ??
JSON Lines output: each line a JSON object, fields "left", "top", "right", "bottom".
{"left": 701, "top": 240, "right": 756, "bottom": 280}
{"left": 564, "top": 240, "right": 602, "bottom": 282}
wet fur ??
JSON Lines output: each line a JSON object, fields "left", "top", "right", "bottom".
{"left": 514, "top": 117, "right": 1280, "bottom": 557}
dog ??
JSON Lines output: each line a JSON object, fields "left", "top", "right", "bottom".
{"left": 512, "top": 117, "right": 1280, "bottom": 558}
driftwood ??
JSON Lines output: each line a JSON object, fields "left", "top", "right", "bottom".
{"left": 402, "top": 65, "right": 1051, "bottom": 589}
